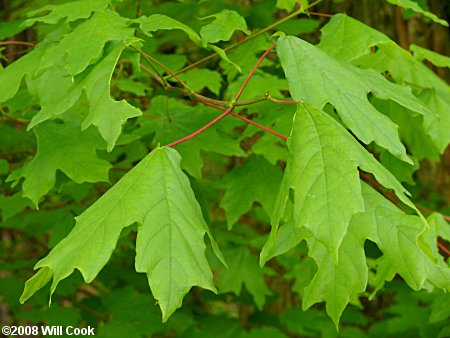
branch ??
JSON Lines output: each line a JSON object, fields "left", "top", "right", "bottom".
{"left": 0, "top": 41, "right": 35, "bottom": 47}
{"left": 1, "top": 112, "right": 29, "bottom": 125}
{"left": 194, "top": 98, "right": 288, "bottom": 141}
{"left": 167, "top": 42, "right": 277, "bottom": 147}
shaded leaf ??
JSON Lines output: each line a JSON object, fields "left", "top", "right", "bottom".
{"left": 354, "top": 184, "right": 450, "bottom": 291}
{"left": 179, "top": 68, "right": 222, "bottom": 95}
{"left": 0, "top": 40, "right": 47, "bottom": 103}
{"left": 410, "top": 44, "right": 450, "bottom": 69}
{"left": 139, "top": 14, "right": 202, "bottom": 45}
{"left": 199, "top": 10, "right": 250, "bottom": 44}
{"left": 385, "top": 0, "right": 448, "bottom": 26}
{"left": 318, "top": 13, "right": 390, "bottom": 61}
{"left": 218, "top": 246, "right": 272, "bottom": 309}
{"left": 276, "top": 0, "right": 297, "bottom": 12}
{"left": 18, "top": 121, "right": 111, "bottom": 206}
{"left": 220, "top": 155, "right": 282, "bottom": 228}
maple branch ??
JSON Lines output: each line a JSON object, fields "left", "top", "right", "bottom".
{"left": 139, "top": 50, "right": 300, "bottom": 109}
{"left": 437, "top": 241, "right": 450, "bottom": 256}
{"left": 142, "top": 114, "right": 160, "bottom": 119}
{"left": 0, "top": 41, "right": 35, "bottom": 47}
{"left": 137, "top": 48, "right": 192, "bottom": 91}
{"left": 168, "top": 0, "right": 323, "bottom": 78}
{"left": 195, "top": 98, "right": 288, "bottom": 141}
{"left": 140, "top": 54, "right": 230, "bottom": 107}
{"left": 167, "top": 42, "right": 277, "bottom": 148}
{"left": 0, "top": 112, "right": 29, "bottom": 125}
{"left": 416, "top": 204, "right": 450, "bottom": 222}
{"left": 305, "top": 11, "right": 334, "bottom": 18}
{"left": 267, "top": 94, "right": 300, "bottom": 105}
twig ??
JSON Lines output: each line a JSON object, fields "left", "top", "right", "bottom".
{"left": 437, "top": 241, "right": 450, "bottom": 256}
{"left": 305, "top": 11, "right": 334, "bottom": 18}
{"left": 1, "top": 112, "right": 29, "bottom": 125}
{"left": 0, "top": 41, "right": 35, "bottom": 47}
{"left": 137, "top": 48, "right": 191, "bottom": 91}
{"left": 416, "top": 204, "right": 450, "bottom": 222}
{"left": 142, "top": 114, "right": 160, "bottom": 119}
{"left": 167, "top": 42, "right": 277, "bottom": 147}
{"left": 195, "top": 98, "right": 288, "bottom": 141}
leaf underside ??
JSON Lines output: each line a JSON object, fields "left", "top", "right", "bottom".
{"left": 20, "top": 146, "right": 224, "bottom": 322}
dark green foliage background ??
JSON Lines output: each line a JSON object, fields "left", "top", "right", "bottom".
{"left": 1, "top": 0, "right": 449, "bottom": 337}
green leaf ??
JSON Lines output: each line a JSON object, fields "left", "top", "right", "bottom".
{"left": 0, "top": 41, "right": 47, "bottom": 103}
{"left": 24, "top": 0, "right": 110, "bottom": 26}
{"left": 371, "top": 98, "right": 440, "bottom": 161}
{"left": 0, "top": 158, "right": 9, "bottom": 175}
{"left": 429, "top": 292, "right": 450, "bottom": 324}
{"left": 385, "top": 0, "right": 448, "bottom": 26}
{"left": 422, "top": 213, "right": 450, "bottom": 260}
{"left": 0, "top": 194, "right": 33, "bottom": 220}
{"left": 29, "top": 43, "right": 141, "bottom": 151}
{"left": 38, "top": 9, "right": 135, "bottom": 76}
{"left": 277, "top": 18, "right": 320, "bottom": 36}
{"left": 18, "top": 121, "right": 111, "bottom": 206}
{"left": 379, "top": 150, "right": 417, "bottom": 184}
{"left": 226, "top": 72, "right": 288, "bottom": 102}
{"left": 410, "top": 44, "right": 450, "bottom": 68}
{"left": 318, "top": 14, "right": 390, "bottom": 61}
{"left": 302, "top": 224, "right": 367, "bottom": 329}
{"left": 139, "top": 14, "right": 202, "bottom": 45}
{"left": 0, "top": 19, "right": 27, "bottom": 41}
{"left": 220, "top": 35, "right": 271, "bottom": 81}
{"left": 199, "top": 10, "right": 250, "bottom": 44}
{"left": 263, "top": 182, "right": 449, "bottom": 326}
{"left": 318, "top": 14, "right": 450, "bottom": 154}
{"left": 276, "top": 0, "right": 297, "bottom": 12}
{"left": 220, "top": 155, "right": 282, "bottom": 229}
{"left": 277, "top": 35, "right": 416, "bottom": 164}
{"left": 218, "top": 246, "right": 272, "bottom": 309}
{"left": 115, "top": 78, "right": 148, "bottom": 96}
{"left": 266, "top": 104, "right": 416, "bottom": 262}
{"left": 354, "top": 184, "right": 450, "bottom": 292}
{"left": 20, "top": 146, "right": 224, "bottom": 322}
{"left": 138, "top": 14, "right": 240, "bottom": 71}
{"left": 179, "top": 68, "right": 222, "bottom": 95}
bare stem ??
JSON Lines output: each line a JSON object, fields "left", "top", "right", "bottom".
{"left": 0, "top": 41, "right": 35, "bottom": 47}
{"left": 167, "top": 42, "right": 277, "bottom": 147}
{"left": 137, "top": 49, "right": 191, "bottom": 91}
{"left": 306, "top": 11, "right": 334, "bottom": 18}
{"left": 1, "top": 112, "right": 29, "bottom": 125}
{"left": 195, "top": 98, "right": 288, "bottom": 141}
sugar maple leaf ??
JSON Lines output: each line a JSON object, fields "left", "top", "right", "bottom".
{"left": 20, "top": 147, "right": 225, "bottom": 321}
{"left": 266, "top": 103, "right": 416, "bottom": 262}
{"left": 277, "top": 34, "right": 436, "bottom": 164}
